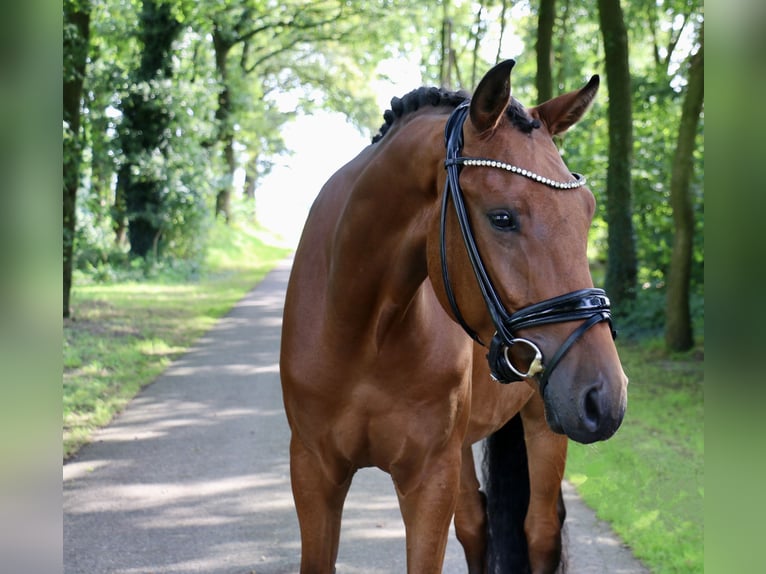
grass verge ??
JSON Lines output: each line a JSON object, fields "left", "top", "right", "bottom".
{"left": 63, "top": 222, "right": 291, "bottom": 459}
{"left": 565, "top": 339, "right": 704, "bottom": 573}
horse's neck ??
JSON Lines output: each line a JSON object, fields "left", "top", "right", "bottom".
{"left": 327, "top": 115, "right": 443, "bottom": 337}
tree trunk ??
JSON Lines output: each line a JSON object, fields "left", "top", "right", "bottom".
{"left": 495, "top": 0, "right": 509, "bottom": 64}
{"left": 597, "top": 0, "right": 637, "bottom": 310}
{"left": 213, "top": 26, "right": 235, "bottom": 223}
{"left": 243, "top": 160, "right": 258, "bottom": 219}
{"left": 126, "top": 176, "right": 163, "bottom": 258}
{"left": 665, "top": 27, "right": 703, "bottom": 352}
{"left": 440, "top": 16, "right": 453, "bottom": 89}
{"left": 63, "top": 1, "right": 91, "bottom": 318}
{"left": 470, "top": 3, "right": 485, "bottom": 89}
{"left": 87, "top": 86, "right": 113, "bottom": 227}
{"left": 555, "top": 0, "right": 571, "bottom": 92}
{"left": 215, "top": 136, "right": 235, "bottom": 222}
{"left": 113, "top": 166, "right": 128, "bottom": 247}
{"left": 536, "top": 0, "right": 556, "bottom": 104}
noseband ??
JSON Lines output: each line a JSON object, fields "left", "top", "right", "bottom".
{"left": 440, "top": 101, "right": 615, "bottom": 391}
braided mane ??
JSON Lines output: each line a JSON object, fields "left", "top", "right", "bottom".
{"left": 371, "top": 86, "right": 540, "bottom": 144}
{"left": 372, "top": 87, "right": 468, "bottom": 144}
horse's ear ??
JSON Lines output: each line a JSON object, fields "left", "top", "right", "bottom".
{"left": 531, "top": 75, "right": 600, "bottom": 136}
{"left": 469, "top": 59, "right": 516, "bottom": 135}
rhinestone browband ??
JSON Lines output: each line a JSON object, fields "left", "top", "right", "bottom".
{"left": 450, "top": 157, "right": 587, "bottom": 190}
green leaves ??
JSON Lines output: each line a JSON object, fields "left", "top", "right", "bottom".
{"left": 67, "top": 0, "right": 703, "bottom": 334}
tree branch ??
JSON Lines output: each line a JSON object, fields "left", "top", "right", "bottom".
{"left": 665, "top": 11, "right": 690, "bottom": 71}
{"left": 242, "top": 25, "right": 355, "bottom": 74}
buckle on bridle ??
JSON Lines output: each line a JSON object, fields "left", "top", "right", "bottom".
{"left": 488, "top": 333, "right": 544, "bottom": 383}
{"left": 488, "top": 334, "right": 543, "bottom": 382}
{"left": 503, "top": 338, "right": 544, "bottom": 379}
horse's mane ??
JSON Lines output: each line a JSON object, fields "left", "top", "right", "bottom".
{"left": 371, "top": 86, "right": 540, "bottom": 144}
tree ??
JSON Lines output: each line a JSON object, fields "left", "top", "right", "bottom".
{"left": 665, "top": 25, "right": 703, "bottom": 351}
{"left": 597, "top": 0, "right": 637, "bottom": 310}
{"left": 65, "top": 0, "right": 703, "bottom": 345}
{"left": 494, "top": 0, "right": 510, "bottom": 65}
{"left": 63, "top": 0, "right": 91, "bottom": 317}
{"left": 115, "top": 0, "right": 182, "bottom": 258}
{"left": 536, "top": 0, "right": 556, "bottom": 104}
{"left": 201, "top": 0, "right": 403, "bottom": 223}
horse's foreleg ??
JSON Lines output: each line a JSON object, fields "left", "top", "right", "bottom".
{"left": 289, "top": 435, "right": 353, "bottom": 574}
{"left": 521, "top": 394, "right": 568, "bottom": 574}
{"left": 392, "top": 447, "right": 462, "bottom": 574}
{"left": 454, "top": 444, "right": 487, "bottom": 574}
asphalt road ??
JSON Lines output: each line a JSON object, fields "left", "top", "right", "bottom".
{"left": 63, "top": 259, "right": 650, "bottom": 574}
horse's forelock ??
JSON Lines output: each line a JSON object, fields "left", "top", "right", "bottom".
{"left": 506, "top": 98, "right": 541, "bottom": 134}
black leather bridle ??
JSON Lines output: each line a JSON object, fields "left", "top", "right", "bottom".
{"left": 440, "top": 101, "right": 615, "bottom": 391}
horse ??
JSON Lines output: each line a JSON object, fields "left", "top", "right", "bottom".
{"left": 280, "top": 59, "right": 628, "bottom": 574}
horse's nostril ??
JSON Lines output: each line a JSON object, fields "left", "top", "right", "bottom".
{"left": 582, "top": 385, "right": 602, "bottom": 432}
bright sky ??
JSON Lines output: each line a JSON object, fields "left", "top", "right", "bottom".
{"left": 252, "top": 111, "right": 369, "bottom": 246}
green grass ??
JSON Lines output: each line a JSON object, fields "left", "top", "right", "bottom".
{"left": 566, "top": 339, "right": 704, "bottom": 573}
{"left": 63, "top": 222, "right": 291, "bottom": 459}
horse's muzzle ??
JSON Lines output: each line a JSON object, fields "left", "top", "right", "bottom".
{"left": 544, "top": 373, "right": 627, "bottom": 444}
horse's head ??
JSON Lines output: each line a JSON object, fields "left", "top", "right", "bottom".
{"left": 429, "top": 60, "right": 627, "bottom": 444}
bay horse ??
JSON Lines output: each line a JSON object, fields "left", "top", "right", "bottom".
{"left": 280, "top": 59, "right": 628, "bottom": 574}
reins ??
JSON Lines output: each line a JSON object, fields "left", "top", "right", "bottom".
{"left": 440, "top": 101, "right": 615, "bottom": 391}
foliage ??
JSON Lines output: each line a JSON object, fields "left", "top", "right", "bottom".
{"left": 516, "top": 0, "right": 703, "bottom": 319}
{"left": 566, "top": 339, "right": 704, "bottom": 573}
{"left": 66, "top": 0, "right": 704, "bottom": 331}
{"left": 615, "top": 282, "right": 704, "bottom": 340}
{"left": 70, "top": 0, "right": 421, "bottom": 267}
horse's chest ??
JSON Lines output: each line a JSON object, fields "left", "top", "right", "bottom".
{"left": 335, "top": 373, "right": 470, "bottom": 469}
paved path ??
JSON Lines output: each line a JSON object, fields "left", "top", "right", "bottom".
{"left": 64, "top": 259, "right": 649, "bottom": 574}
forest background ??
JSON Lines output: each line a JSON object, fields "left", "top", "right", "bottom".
{"left": 63, "top": 0, "right": 704, "bottom": 350}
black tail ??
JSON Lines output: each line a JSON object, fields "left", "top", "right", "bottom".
{"left": 483, "top": 413, "right": 531, "bottom": 573}
{"left": 482, "top": 413, "right": 567, "bottom": 574}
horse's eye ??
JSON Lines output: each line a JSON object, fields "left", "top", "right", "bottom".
{"left": 487, "top": 210, "right": 518, "bottom": 232}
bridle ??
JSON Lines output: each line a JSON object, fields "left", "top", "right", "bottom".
{"left": 440, "top": 101, "right": 615, "bottom": 391}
